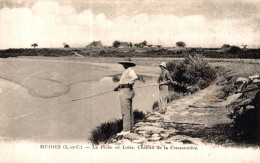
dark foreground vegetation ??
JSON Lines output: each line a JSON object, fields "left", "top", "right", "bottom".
{"left": 89, "top": 110, "right": 146, "bottom": 144}
{"left": 0, "top": 47, "right": 259, "bottom": 59}
{"left": 213, "top": 63, "right": 260, "bottom": 146}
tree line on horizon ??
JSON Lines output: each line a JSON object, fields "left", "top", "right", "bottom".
{"left": 29, "top": 41, "right": 253, "bottom": 51}
{"left": 112, "top": 40, "right": 186, "bottom": 48}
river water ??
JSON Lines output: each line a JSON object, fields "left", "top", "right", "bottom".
{"left": 0, "top": 57, "right": 158, "bottom": 142}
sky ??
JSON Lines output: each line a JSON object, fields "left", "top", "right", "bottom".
{"left": 0, "top": 0, "right": 259, "bottom": 49}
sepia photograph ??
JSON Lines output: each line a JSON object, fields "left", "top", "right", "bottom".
{"left": 0, "top": 0, "right": 260, "bottom": 162}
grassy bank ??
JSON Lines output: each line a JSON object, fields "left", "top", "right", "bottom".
{"left": 217, "top": 63, "right": 260, "bottom": 145}
{"left": 188, "top": 62, "right": 260, "bottom": 146}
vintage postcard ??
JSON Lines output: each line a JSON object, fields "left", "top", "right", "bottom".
{"left": 0, "top": 0, "right": 260, "bottom": 162}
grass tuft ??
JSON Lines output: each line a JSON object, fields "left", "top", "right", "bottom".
{"left": 89, "top": 110, "right": 146, "bottom": 144}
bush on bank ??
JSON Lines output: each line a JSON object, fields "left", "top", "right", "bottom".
{"left": 90, "top": 119, "right": 123, "bottom": 145}
{"left": 167, "top": 54, "right": 217, "bottom": 90}
{"left": 89, "top": 110, "right": 146, "bottom": 144}
{"left": 152, "top": 54, "right": 217, "bottom": 111}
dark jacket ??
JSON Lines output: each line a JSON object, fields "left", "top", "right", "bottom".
{"left": 158, "top": 69, "right": 173, "bottom": 85}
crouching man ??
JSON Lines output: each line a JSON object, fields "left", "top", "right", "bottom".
{"left": 114, "top": 58, "right": 138, "bottom": 135}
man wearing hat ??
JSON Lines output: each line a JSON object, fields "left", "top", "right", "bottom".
{"left": 114, "top": 57, "right": 138, "bottom": 135}
{"left": 157, "top": 62, "right": 176, "bottom": 113}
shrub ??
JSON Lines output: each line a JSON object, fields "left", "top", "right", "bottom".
{"left": 133, "top": 110, "right": 146, "bottom": 123}
{"left": 170, "top": 54, "right": 217, "bottom": 89}
{"left": 89, "top": 119, "right": 122, "bottom": 144}
{"left": 112, "top": 41, "right": 120, "bottom": 48}
{"left": 228, "top": 46, "right": 241, "bottom": 54}
{"left": 152, "top": 54, "right": 217, "bottom": 113}
{"left": 89, "top": 110, "right": 146, "bottom": 144}
{"left": 176, "top": 41, "right": 186, "bottom": 47}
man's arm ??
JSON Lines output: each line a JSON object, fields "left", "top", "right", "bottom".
{"left": 128, "top": 69, "right": 138, "bottom": 85}
{"left": 165, "top": 71, "right": 178, "bottom": 85}
{"left": 165, "top": 71, "right": 173, "bottom": 82}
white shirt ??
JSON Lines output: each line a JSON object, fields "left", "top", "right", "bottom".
{"left": 119, "top": 67, "right": 138, "bottom": 85}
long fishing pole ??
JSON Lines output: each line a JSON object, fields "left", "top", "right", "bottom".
{"left": 52, "top": 83, "right": 159, "bottom": 108}
{"left": 17, "top": 83, "right": 158, "bottom": 121}
{"left": 12, "top": 83, "right": 162, "bottom": 121}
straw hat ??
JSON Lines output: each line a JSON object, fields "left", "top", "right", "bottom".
{"left": 159, "top": 62, "right": 166, "bottom": 68}
{"left": 118, "top": 57, "right": 136, "bottom": 67}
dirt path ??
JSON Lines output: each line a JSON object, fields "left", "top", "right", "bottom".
{"left": 111, "top": 82, "right": 238, "bottom": 145}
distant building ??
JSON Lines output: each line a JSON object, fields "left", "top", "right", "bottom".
{"left": 86, "top": 41, "right": 103, "bottom": 49}
{"left": 134, "top": 41, "right": 148, "bottom": 48}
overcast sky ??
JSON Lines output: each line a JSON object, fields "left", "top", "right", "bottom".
{"left": 0, "top": 0, "right": 259, "bottom": 49}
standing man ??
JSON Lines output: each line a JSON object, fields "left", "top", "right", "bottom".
{"left": 157, "top": 62, "right": 176, "bottom": 113}
{"left": 114, "top": 58, "right": 138, "bottom": 135}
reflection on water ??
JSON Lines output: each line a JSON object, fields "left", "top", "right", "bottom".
{"left": 111, "top": 74, "right": 120, "bottom": 82}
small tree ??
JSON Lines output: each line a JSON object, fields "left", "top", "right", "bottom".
{"left": 129, "top": 42, "right": 132, "bottom": 47}
{"left": 63, "top": 43, "right": 70, "bottom": 48}
{"left": 242, "top": 45, "right": 247, "bottom": 50}
{"left": 221, "top": 44, "right": 231, "bottom": 49}
{"left": 176, "top": 41, "right": 186, "bottom": 47}
{"left": 113, "top": 41, "right": 120, "bottom": 48}
{"left": 31, "top": 43, "right": 38, "bottom": 48}
{"left": 143, "top": 40, "right": 147, "bottom": 46}
{"left": 228, "top": 46, "right": 241, "bottom": 54}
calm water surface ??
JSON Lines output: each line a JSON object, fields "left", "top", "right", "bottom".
{"left": 0, "top": 57, "right": 158, "bottom": 142}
